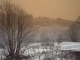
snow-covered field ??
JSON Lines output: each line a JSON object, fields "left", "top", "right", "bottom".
{"left": 0, "top": 42, "right": 80, "bottom": 60}
{"left": 60, "top": 42, "right": 80, "bottom": 51}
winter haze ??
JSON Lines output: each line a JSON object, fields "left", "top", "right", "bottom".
{"left": 0, "top": 0, "right": 80, "bottom": 60}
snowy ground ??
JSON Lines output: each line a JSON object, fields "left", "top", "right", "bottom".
{"left": 60, "top": 42, "right": 80, "bottom": 51}
{"left": 0, "top": 42, "right": 80, "bottom": 60}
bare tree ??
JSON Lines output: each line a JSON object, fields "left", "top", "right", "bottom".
{"left": 68, "top": 18, "right": 80, "bottom": 42}
{"left": 0, "top": 0, "right": 32, "bottom": 60}
{"left": 68, "top": 17, "right": 80, "bottom": 60}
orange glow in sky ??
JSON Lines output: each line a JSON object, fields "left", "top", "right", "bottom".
{"left": 11, "top": 0, "right": 80, "bottom": 20}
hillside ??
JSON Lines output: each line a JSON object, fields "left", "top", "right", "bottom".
{"left": 29, "top": 18, "right": 74, "bottom": 42}
{"left": 32, "top": 18, "right": 73, "bottom": 27}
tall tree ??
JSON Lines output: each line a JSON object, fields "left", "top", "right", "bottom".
{"left": 0, "top": 0, "right": 32, "bottom": 60}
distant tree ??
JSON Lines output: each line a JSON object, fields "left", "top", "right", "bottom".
{"left": 77, "top": 16, "right": 80, "bottom": 20}
{"left": 0, "top": 0, "right": 32, "bottom": 60}
{"left": 68, "top": 18, "right": 80, "bottom": 42}
{"left": 57, "top": 17, "right": 63, "bottom": 20}
{"left": 57, "top": 34, "right": 63, "bottom": 43}
{"left": 38, "top": 16, "right": 41, "bottom": 18}
{"left": 57, "top": 17, "right": 61, "bottom": 20}
{"left": 29, "top": 14, "right": 33, "bottom": 18}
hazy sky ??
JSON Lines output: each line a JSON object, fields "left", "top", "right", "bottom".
{"left": 5, "top": 0, "right": 80, "bottom": 20}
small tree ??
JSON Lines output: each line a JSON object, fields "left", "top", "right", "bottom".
{"left": 0, "top": 0, "right": 32, "bottom": 60}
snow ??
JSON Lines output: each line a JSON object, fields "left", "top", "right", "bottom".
{"left": 0, "top": 42, "right": 80, "bottom": 60}
{"left": 0, "top": 49, "right": 6, "bottom": 59}
{"left": 60, "top": 42, "right": 80, "bottom": 51}
{"left": 24, "top": 48, "right": 51, "bottom": 56}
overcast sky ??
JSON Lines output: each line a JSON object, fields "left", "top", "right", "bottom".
{"left": 4, "top": 0, "right": 80, "bottom": 20}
